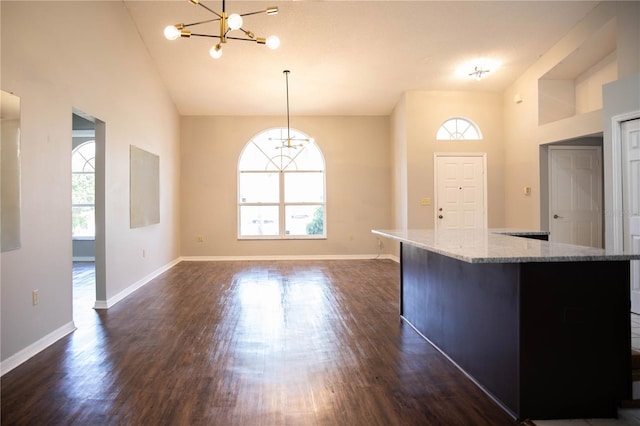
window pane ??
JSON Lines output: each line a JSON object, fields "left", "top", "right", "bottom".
{"left": 239, "top": 172, "right": 279, "bottom": 203}
{"left": 72, "top": 141, "right": 95, "bottom": 172}
{"left": 239, "top": 142, "right": 271, "bottom": 171}
{"left": 285, "top": 205, "right": 324, "bottom": 236}
{"left": 72, "top": 206, "right": 95, "bottom": 237}
{"left": 464, "top": 126, "right": 480, "bottom": 139}
{"left": 284, "top": 172, "right": 324, "bottom": 203}
{"left": 284, "top": 142, "right": 324, "bottom": 170}
{"left": 436, "top": 118, "right": 483, "bottom": 140}
{"left": 240, "top": 206, "right": 279, "bottom": 236}
{"left": 72, "top": 173, "right": 95, "bottom": 204}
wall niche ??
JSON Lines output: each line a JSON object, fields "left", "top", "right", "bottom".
{"left": 538, "top": 18, "right": 618, "bottom": 126}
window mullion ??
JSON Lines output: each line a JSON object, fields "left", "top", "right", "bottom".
{"left": 279, "top": 170, "right": 286, "bottom": 236}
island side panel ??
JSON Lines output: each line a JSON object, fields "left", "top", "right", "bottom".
{"left": 519, "top": 260, "right": 631, "bottom": 420}
{"left": 401, "top": 243, "right": 521, "bottom": 416}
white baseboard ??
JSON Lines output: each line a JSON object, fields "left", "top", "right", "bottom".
{"left": 180, "top": 254, "right": 399, "bottom": 262}
{"left": 1, "top": 321, "right": 76, "bottom": 376}
{"left": 94, "top": 257, "right": 182, "bottom": 310}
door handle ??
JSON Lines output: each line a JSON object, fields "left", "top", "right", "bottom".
{"left": 553, "top": 214, "right": 563, "bottom": 219}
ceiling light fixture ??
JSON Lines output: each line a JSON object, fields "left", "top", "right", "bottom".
{"left": 271, "top": 70, "right": 313, "bottom": 150}
{"left": 469, "top": 66, "right": 491, "bottom": 80}
{"left": 163, "top": 0, "right": 280, "bottom": 59}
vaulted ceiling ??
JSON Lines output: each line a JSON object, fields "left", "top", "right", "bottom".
{"left": 123, "top": 1, "right": 599, "bottom": 116}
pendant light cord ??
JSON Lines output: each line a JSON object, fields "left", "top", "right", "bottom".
{"left": 284, "top": 70, "right": 291, "bottom": 146}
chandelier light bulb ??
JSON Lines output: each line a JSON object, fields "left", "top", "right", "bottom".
{"left": 227, "top": 13, "right": 243, "bottom": 30}
{"left": 164, "top": 25, "right": 181, "bottom": 40}
{"left": 210, "top": 44, "right": 223, "bottom": 59}
{"left": 266, "top": 35, "right": 280, "bottom": 50}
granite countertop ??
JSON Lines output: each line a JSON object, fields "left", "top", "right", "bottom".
{"left": 372, "top": 228, "right": 640, "bottom": 264}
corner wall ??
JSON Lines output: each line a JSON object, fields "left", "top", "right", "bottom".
{"left": 1, "top": 1, "right": 181, "bottom": 367}
{"left": 502, "top": 1, "right": 640, "bottom": 229}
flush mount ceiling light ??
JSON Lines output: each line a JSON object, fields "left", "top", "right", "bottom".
{"left": 455, "top": 59, "right": 501, "bottom": 81}
{"left": 270, "top": 70, "right": 314, "bottom": 150}
{"left": 469, "top": 66, "right": 491, "bottom": 80}
{"left": 163, "top": 0, "right": 280, "bottom": 59}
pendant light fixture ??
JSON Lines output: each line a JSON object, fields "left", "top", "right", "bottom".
{"left": 271, "top": 70, "right": 313, "bottom": 150}
{"left": 163, "top": 0, "right": 280, "bottom": 59}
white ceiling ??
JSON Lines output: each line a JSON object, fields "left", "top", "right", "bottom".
{"left": 123, "top": 1, "right": 600, "bottom": 116}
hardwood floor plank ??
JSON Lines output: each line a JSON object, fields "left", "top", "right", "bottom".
{"left": 2, "top": 260, "right": 517, "bottom": 425}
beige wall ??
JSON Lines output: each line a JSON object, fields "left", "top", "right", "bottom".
{"left": 396, "top": 91, "right": 505, "bottom": 230}
{"left": 180, "top": 115, "right": 391, "bottom": 257}
{"left": 390, "top": 94, "right": 408, "bottom": 231}
{"left": 1, "top": 2, "right": 181, "bottom": 364}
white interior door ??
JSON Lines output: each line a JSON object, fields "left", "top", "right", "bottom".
{"left": 435, "top": 154, "right": 486, "bottom": 230}
{"left": 549, "top": 147, "right": 602, "bottom": 248}
{"left": 622, "top": 119, "right": 640, "bottom": 313}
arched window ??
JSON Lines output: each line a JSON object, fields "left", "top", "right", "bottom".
{"left": 436, "top": 117, "right": 483, "bottom": 140}
{"left": 72, "top": 141, "right": 95, "bottom": 238}
{"left": 238, "top": 128, "right": 326, "bottom": 239}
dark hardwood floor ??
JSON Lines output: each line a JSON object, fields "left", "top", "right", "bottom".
{"left": 1, "top": 260, "right": 517, "bottom": 425}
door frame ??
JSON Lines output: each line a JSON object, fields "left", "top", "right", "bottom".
{"left": 71, "top": 109, "right": 107, "bottom": 311}
{"left": 611, "top": 111, "right": 640, "bottom": 251}
{"left": 433, "top": 152, "right": 488, "bottom": 229}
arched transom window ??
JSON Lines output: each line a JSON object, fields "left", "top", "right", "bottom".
{"left": 238, "top": 128, "right": 326, "bottom": 239}
{"left": 436, "top": 117, "right": 483, "bottom": 140}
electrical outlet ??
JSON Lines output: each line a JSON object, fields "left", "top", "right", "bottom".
{"left": 377, "top": 239, "right": 382, "bottom": 249}
{"left": 197, "top": 235, "right": 204, "bottom": 242}
{"left": 142, "top": 249, "right": 146, "bottom": 258}
{"left": 32, "top": 290, "right": 39, "bottom": 305}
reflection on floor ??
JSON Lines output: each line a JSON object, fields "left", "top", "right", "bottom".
{"left": 69, "top": 261, "right": 640, "bottom": 425}
{"left": 72, "top": 261, "right": 99, "bottom": 327}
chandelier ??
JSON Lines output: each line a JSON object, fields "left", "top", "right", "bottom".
{"left": 271, "top": 70, "right": 313, "bottom": 150}
{"left": 163, "top": 0, "right": 280, "bottom": 59}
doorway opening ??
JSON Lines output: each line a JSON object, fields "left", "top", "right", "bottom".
{"left": 71, "top": 110, "right": 106, "bottom": 324}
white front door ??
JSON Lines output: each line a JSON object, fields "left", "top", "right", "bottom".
{"left": 622, "top": 119, "right": 640, "bottom": 313}
{"left": 435, "top": 154, "right": 486, "bottom": 229}
{"left": 549, "top": 146, "right": 602, "bottom": 248}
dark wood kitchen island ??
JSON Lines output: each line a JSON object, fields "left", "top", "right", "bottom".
{"left": 373, "top": 228, "right": 640, "bottom": 421}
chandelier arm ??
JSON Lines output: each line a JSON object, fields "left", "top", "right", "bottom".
{"left": 239, "top": 10, "right": 269, "bottom": 17}
{"left": 183, "top": 18, "right": 221, "bottom": 27}
{"left": 196, "top": 1, "right": 222, "bottom": 18}
{"left": 226, "top": 36, "right": 262, "bottom": 42}
{"left": 189, "top": 33, "right": 223, "bottom": 39}
{"left": 189, "top": 33, "right": 260, "bottom": 42}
